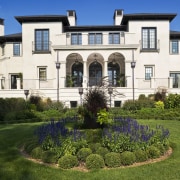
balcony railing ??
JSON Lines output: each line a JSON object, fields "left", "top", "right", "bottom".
{"left": 32, "top": 41, "right": 52, "bottom": 53}
{"left": 139, "top": 40, "right": 160, "bottom": 52}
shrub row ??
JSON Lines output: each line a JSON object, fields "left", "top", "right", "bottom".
{"left": 28, "top": 144, "right": 166, "bottom": 170}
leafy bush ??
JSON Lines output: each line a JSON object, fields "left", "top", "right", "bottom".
{"left": 104, "top": 152, "right": 121, "bottom": 168}
{"left": 164, "top": 94, "right": 180, "bottom": 109}
{"left": 155, "top": 101, "right": 164, "bottom": 110}
{"left": 77, "top": 148, "right": 92, "bottom": 162}
{"left": 86, "top": 154, "right": 105, "bottom": 170}
{"left": 134, "top": 149, "right": 148, "bottom": 162}
{"left": 146, "top": 145, "right": 161, "bottom": 159}
{"left": 58, "top": 154, "right": 78, "bottom": 169}
{"left": 30, "top": 147, "right": 43, "bottom": 159}
{"left": 97, "top": 108, "right": 113, "bottom": 126}
{"left": 120, "top": 151, "right": 136, "bottom": 166}
{"left": 41, "top": 151, "right": 57, "bottom": 163}
{"left": 95, "top": 147, "right": 109, "bottom": 159}
{"left": 89, "top": 143, "right": 102, "bottom": 153}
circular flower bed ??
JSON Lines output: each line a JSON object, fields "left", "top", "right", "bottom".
{"left": 23, "top": 118, "right": 171, "bottom": 170}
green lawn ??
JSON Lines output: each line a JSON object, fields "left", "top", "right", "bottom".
{"left": 0, "top": 120, "right": 180, "bottom": 180}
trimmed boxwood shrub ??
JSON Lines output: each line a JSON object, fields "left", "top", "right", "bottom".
{"left": 86, "top": 154, "right": 105, "bottom": 170}
{"left": 146, "top": 145, "right": 161, "bottom": 159}
{"left": 41, "top": 151, "right": 57, "bottom": 163}
{"left": 105, "top": 152, "right": 121, "bottom": 168}
{"left": 58, "top": 154, "right": 78, "bottom": 169}
{"left": 96, "top": 147, "right": 109, "bottom": 159}
{"left": 30, "top": 147, "right": 43, "bottom": 159}
{"left": 121, "top": 151, "right": 136, "bottom": 166}
{"left": 134, "top": 149, "right": 148, "bottom": 162}
{"left": 77, "top": 148, "right": 92, "bottom": 162}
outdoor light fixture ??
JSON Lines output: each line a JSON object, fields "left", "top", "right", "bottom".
{"left": 56, "top": 51, "right": 61, "bottom": 102}
{"left": 24, "top": 89, "right": 29, "bottom": 100}
{"left": 108, "top": 86, "right": 113, "bottom": 107}
{"left": 78, "top": 87, "right": 83, "bottom": 105}
{"left": 131, "top": 50, "right": 136, "bottom": 103}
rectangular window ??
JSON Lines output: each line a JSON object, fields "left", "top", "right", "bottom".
{"left": 88, "top": 33, "right": 102, "bottom": 45}
{"left": 109, "top": 33, "right": 120, "bottom": 44}
{"left": 71, "top": 33, "right": 82, "bottom": 45}
{"left": 39, "top": 68, "right": 47, "bottom": 81}
{"left": 142, "top": 27, "right": 157, "bottom": 50}
{"left": 35, "top": 29, "right": 49, "bottom": 52}
{"left": 13, "top": 43, "right": 20, "bottom": 56}
{"left": 170, "top": 72, "right": 180, "bottom": 88}
{"left": 145, "top": 67, "right": 153, "bottom": 80}
{"left": 170, "top": 40, "right": 179, "bottom": 54}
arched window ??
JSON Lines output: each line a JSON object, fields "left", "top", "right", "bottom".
{"left": 72, "top": 62, "right": 83, "bottom": 87}
{"left": 108, "top": 62, "right": 120, "bottom": 86}
{"left": 89, "top": 61, "right": 102, "bottom": 86}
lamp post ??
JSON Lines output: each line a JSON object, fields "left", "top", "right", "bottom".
{"left": 56, "top": 51, "right": 61, "bottom": 102}
{"left": 131, "top": 50, "right": 136, "bottom": 103}
{"left": 108, "top": 87, "right": 113, "bottom": 107}
{"left": 78, "top": 87, "right": 83, "bottom": 105}
{"left": 24, "top": 89, "right": 29, "bottom": 100}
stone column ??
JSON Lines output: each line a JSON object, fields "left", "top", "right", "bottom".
{"left": 83, "top": 60, "right": 88, "bottom": 88}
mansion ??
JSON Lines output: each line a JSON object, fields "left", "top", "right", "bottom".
{"left": 0, "top": 9, "right": 180, "bottom": 107}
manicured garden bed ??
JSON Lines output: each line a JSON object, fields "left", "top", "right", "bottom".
{"left": 0, "top": 120, "right": 180, "bottom": 179}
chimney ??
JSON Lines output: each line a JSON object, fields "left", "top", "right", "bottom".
{"left": 113, "top": 9, "right": 123, "bottom": 25}
{"left": 67, "top": 10, "right": 77, "bottom": 26}
{"left": 0, "top": 18, "right": 4, "bottom": 36}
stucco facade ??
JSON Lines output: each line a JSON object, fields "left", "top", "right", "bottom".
{"left": 0, "top": 9, "right": 180, "bottom": 107}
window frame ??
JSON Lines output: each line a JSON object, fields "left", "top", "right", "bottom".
{"left": 71, "top": 33, "right": 82, "bottom": 45}
{"left": 13, "top": 43, "right": 21, "bottom": 56}
{"left": 39, "top": 67, "right": 47, "bottom": 81}
{"left": 170, "top": 72, "right": 180, "bottom": 88}
{"left": 142, "top": 27, "right": 157, "bottom": 50}
{"left": 145, "top": 66, "right": 153, "bottom": 80}
{"left": 170, "top": 40, "right": 179, "bottom": 54}
{"left": 109, "top": 33, "right": 120, "bottom": 44}
{"left": 88, "top": 33, "right": 102, "bottom": 45}
{"left": 35, "top": 29, "right": 50, "bottom": 52}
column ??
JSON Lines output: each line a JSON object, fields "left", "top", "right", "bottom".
{"left": 16, "top": 78, "right": 21, "bottom": 89}
{"left": 168, "top": 77, "right": 173, "bottom": 88}
{"left": 83, "top": 60, "right": 87, "bottom": 88}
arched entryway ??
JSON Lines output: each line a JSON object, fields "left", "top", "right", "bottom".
{"left": 108, "top": 53, "right": 125, "bottom": 87}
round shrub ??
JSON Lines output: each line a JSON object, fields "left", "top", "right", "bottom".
{"left": 96, "top": 147, "right": 109, "bottom": 159}
{"left": 89, "top": 143, "right": 101, "bottom": 153}
{"left": 58, "top": 154, "right": 78, "bottom": 169}
{"left": 155, "top": 144, "right": 166, "bottom": 155}
{"left": 86, "top": 154, "right": 105, "bottom": 170}
{"left": 146, "top": 145, "right": 161, "bottom": 159}
{"left": 30, "top": 147, "right": 43, "bottom": 159}
{"left": 105, "top": 152, "right": 121, "bottom": 168}
{"left": 77, "top": 148, "right": 92, "bottom": 162}
{"left": 134, "top": 149, "right": 148, "bottom": 162}
{"left": 121, "top": 151, "right": 136, "bottom": 166}
{"left": 41, "top": 151, "right": 57, "bottom": 163}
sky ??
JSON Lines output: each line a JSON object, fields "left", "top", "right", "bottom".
{"left": 0, "top": 0, "right": 180, "bottom": 35}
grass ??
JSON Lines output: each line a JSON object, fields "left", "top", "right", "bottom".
{"left": 0, "top": 120, "right": 180, "bottom": 180}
